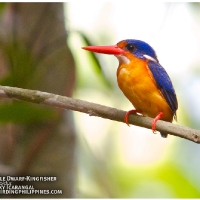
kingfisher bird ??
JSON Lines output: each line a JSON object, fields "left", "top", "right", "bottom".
{"left": 82, "top": 39, "right": 178, "bottom": 138}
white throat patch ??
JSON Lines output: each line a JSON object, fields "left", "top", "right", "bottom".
{"left": 115, "top": 55, "right": 130, "bottom": 65}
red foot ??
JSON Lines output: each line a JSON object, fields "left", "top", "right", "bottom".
{"left": 124, "top": 110, "right": 141, "bottom": 126}
{"left": 152, "top": 112, "right": 163, "bottom": 133}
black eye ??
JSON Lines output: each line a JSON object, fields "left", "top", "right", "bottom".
{"left": 126, "top": 44, "right": 135, "bottom": 51}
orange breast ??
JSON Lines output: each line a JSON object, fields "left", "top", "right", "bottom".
{"left": 116, "top": 53, "right": 173, "bottom": 122}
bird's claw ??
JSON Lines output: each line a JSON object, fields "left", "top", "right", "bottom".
{"left": 152, "top": 112, "right": 163, "bottom": 133}
{"left": 124, "top": 110, "right": 141, "bottom": 126}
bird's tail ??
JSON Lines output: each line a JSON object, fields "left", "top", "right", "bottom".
{"left": 160, "top": 117, "right": 175, "bottom": 138}
{"left": 160, "top": 132, "right": 168, "bottom": 138}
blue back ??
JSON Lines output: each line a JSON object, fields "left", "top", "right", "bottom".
{"left": 148, "top": 61, "right": 178, "bottom": 117}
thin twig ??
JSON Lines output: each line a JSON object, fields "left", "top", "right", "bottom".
{"left": 0, "top": 85, "right": 199, "bottom": 144}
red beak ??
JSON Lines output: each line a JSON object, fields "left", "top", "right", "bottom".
{"left": 82, "top": 45, "right": 124, "bottom": 55}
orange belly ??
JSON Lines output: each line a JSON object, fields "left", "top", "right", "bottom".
{"left": 117, "top": 55, "right": 173, "bottom": 122}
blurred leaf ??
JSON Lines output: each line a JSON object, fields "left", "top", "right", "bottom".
{"left": 157, "top": 163, "right": 200, "bottom": 198}
{"left": 0, "top": 75, "right": 13, "bottom": 86}
{"left": 0, "top": 3, "right": 6, "bottom": 14}
{"left": 0, "top": 101, "right": 57, "bottom": 123}
{"left": 77, "top": 30, "right": 112, "bottom": 88}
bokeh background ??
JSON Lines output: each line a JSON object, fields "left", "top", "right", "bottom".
{"left": 0, "top": 2, "right": 200, "bottom": 198}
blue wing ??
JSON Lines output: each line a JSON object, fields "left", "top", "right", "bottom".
{"left": 148, "top": 61, "right": 178, "bottom": 118}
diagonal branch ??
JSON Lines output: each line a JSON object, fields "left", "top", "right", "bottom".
{"left": 0, "top": 85, "right": 199, "bottom": 144}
